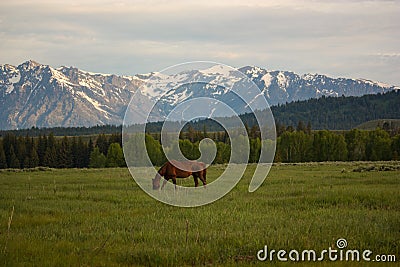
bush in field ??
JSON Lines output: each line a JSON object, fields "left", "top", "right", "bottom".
{"left": 146, "top": 134, "right": 166, "bottom": 165}
{"left": 106, "top": 143, "right": 125, "bottom": 167}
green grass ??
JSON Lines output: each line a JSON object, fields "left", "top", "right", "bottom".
{"left": 0, "top": 163, "right": 399, "bottom": 266}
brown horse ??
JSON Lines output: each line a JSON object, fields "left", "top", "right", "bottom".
{"left": 152, "top": 160, "right": 207, "bottom": 190}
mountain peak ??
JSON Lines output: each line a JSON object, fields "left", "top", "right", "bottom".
{"left": 17, "top": 60, "right": 45, "bottom": 73}
{"left": 22, "top": 59, "right": 41, "bottom": 67}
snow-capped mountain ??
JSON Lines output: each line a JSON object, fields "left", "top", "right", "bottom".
{"left": 0, "top": 60, "right": 398, "bottom": 130}
{"left": 0, "top": 60, "right": 145, "bottom": 129}
{"left": 239, "top": 66, "right": 398, "bottom": 106}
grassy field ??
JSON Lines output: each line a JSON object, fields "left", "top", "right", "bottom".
{"left": 0, "top": 162, "right": 399, "bottom": 266}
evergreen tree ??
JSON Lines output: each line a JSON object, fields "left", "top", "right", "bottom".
{"left": 47, "top": 133, "right": 56, "bottom": 149}
{"left": 109, "top": 133, "right": 122, "bottom": 146}
{"left": 306, "top": 122, "right": 312, "bottom": 135}
{"left": 8, "top": 145, "right": 20, "bottom": 169}
{"left": 57, "top": 136, "right": 72, "bottom": 168}
{"left": 296, "top": 120, "right": 306, "bottom": 132}
{"left": 250, "top": 125, "right": 260, "bottom": 139}
{"left": 89, "top": 147, "right": 107, "bottom": 168}
{"left": 43, "top": 146, "right": 57, "bottom": 168}
{"left": 37, "top": 134, "right": 47, "bottom": 166}
{"left": 222, "top": 130, "right": 228, "bottom": 143}
{"left": 3, "top": 133, "right": 17, "bottom": 165}
{"left": 77, "top": 137, "right": 89, "bottom": 167}
{"left": 286, "top": 125, "right": 294, "bottom": 132}
{"left": 244, "top": 123, "right": 250, "bottom": 136}
{"left": 276, "top": 122, "right": 286, "bottom": 137}
{"left": 0, "top": 141, "right": 7, "bottom": 169}
{"left": 88, "top": 138, "right": 94, "bottom": 151}
{"left": 70, "top": 137, "right": 79, "bottom": 168}
{"left": 28, "top": 147, "right": 39, "bottom": 168}
{"left": 203, "top": 125, "right": 208, "bottom": 139}
{"left": 187, "top": 125, "right": 196, "bottom": 143}
{"left": 96, "top": 134, "right": 109, "bottom": 155}
{"left": 16, "top": 136, "right": 27, "bottom": 168}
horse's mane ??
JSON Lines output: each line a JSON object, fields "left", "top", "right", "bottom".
{"left": 158, "top": 162, "right": 168, "bottom": 177}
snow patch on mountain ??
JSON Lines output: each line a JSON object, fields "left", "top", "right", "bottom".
{"left": 245, "top": 66, "right": 264, "bottom": 78}
{"left": 49, "top": 68, "right": 74, "bottom": 87}
{"left": 261, "top": 72, "right": 272, "bottom": 88}
{"left": 200, "top": 65, "right": 233, "bottom": 77}
{"left": 276, "top": 72, "right": 288, "bottom": 91}
{"left": 9, "top": 73, "right": 21, "bottom": 84}
{"left": 5, "top": 84, "right": 14, "bottom": 94}
{"left": 169, "top": 89, "right": 193, "bottom": 105}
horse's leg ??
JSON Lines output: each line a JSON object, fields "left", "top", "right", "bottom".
{"left": 193, "top": 174, "right": 199, "bottom": 187}
{"left": 172, "top": 176, "right": 177, "bottom": 190}
{"left": 199, "top": 171, "right": 207, "bottom": 188}
{"left": 161, "top": 177, "right": 169, "bottom": 190}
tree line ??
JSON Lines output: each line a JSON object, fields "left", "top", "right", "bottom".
{"left": 0, "top": 125, "right": 122, "bottom": 137}
{"left": 275, "top": 128, "right": 399, "bottom": 162}
{"left": 0, "top": 126, "right": 399, "bottom": 169}
{"left": 0, "top": 133, "right": 125, "bottom": 169}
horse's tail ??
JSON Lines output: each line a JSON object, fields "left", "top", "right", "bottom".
{"left": 203, "top": 165, "right": 207, "bottom": 182}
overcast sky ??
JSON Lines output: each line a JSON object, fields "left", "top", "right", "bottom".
{"left": 0, "top": 0, "right": 399, "bottom": 85}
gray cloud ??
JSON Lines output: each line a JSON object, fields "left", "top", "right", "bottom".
{"left": 0, "top": 0, "right": 399, "bottom": 85}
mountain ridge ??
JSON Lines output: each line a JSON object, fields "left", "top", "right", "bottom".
{"left": 0, "top": 60, "right": 398, "bottom": 130}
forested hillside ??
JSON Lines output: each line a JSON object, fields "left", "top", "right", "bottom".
{"left": 1, "top": 90, "right": 398, "bottom": 137}
{"left": 271, "top": 90, "right": 399, "bottom": 129}
{"left": 144, "top": 90, "right": 400, "bottom": 132}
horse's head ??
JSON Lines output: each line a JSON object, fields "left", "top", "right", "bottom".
{"left": 152, "top": 173, "right": 161, "bottom": 190}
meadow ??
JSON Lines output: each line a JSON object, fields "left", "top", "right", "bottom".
{"left": 0, "top": 162, "right": 399, "bottom": 266}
